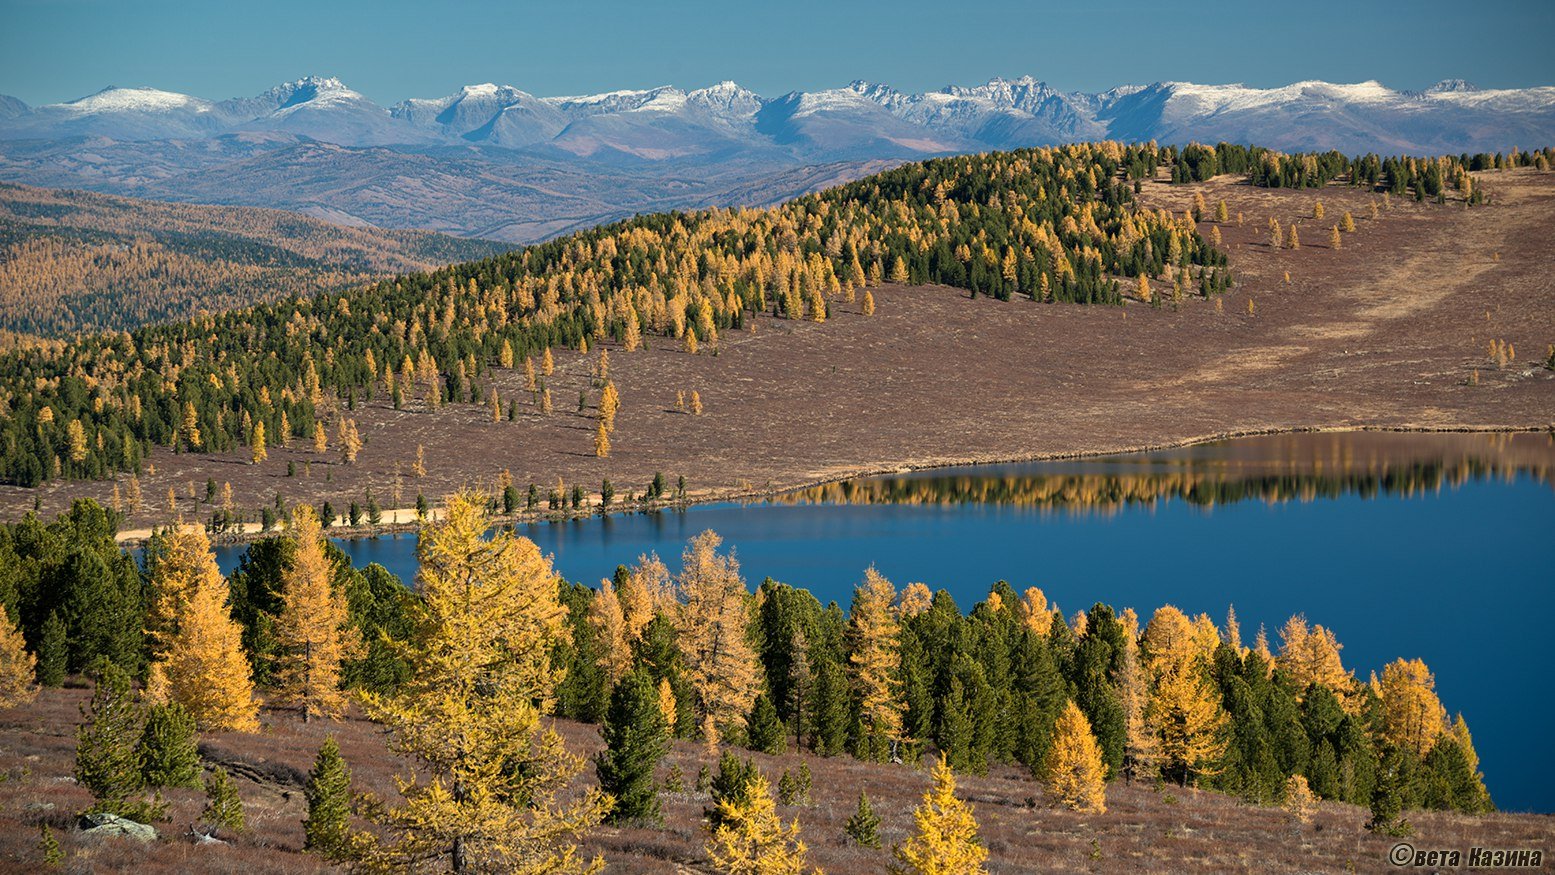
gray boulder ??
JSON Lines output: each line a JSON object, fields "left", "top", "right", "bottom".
{"left": 79, "top": 812, "right": 159, "bottom": 842}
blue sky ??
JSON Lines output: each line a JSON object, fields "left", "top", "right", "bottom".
{"left": 3, "top": 0, "right": 1553, "bottom": 105}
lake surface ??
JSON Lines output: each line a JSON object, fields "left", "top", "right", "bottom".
{"left": 213, "top": 431, "right": 1555, "bottom": 812}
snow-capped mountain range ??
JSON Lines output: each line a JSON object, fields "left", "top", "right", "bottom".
{"left": 1, "top": 74, "right": 1549, "bottom": 244}
{"left": 5, "top": 74, "right": 1553, "bottom": 158}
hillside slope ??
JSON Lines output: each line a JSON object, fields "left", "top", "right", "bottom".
{"left": 0, "top": 183, "right": 509, "bottom": 336}
{"left": 0, "top": 690, "right": 1548, "bottom": 873}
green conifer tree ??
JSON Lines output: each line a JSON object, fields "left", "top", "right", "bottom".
{"left": 137, "top": 703, "right": 201, "bottom": 789}
{"left": 844, "top": 791, "right": 881, "bottom": 848}
{"left": 36, "top": 612, "right": 68, "bottom": 687}
{"left": 74, "top": 663, "right": 162, "bottom": 821}
{"left": 304, "top": 735, "right": 356, "bottom": 861}
{"left": 746, "top": 694, "right": 786, "bottom": 755}
{"left": 202, "top": 766, "right": 246, "bottom": 833}
{"left": 706, "top": 752, "right": 760, "bottom": 832}
{"left": 596, "top": 670, "right": 670, "bottom": 825}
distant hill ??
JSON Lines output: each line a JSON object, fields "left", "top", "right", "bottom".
{"left": 0, "top": 182, "right": 509, "bottom": 337}
{"left": 1, "top": 75, "right": 1550, "bottom": 243}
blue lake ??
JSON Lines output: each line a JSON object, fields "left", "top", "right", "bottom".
{"left": 214, "top": 432, "right": 1555, "bottom": 812}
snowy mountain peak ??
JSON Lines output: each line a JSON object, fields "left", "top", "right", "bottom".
{"left": 3, "top": 73, "right": 1550, "bottom": 156}
{"left": 263, "top": 76, "right": 365, "bottom": 110}
{"left": 1426, "top": 79, "right": 1480, "bottom": 94}
{"left": 63, "top": 86, "right": 210, "bottom": 114}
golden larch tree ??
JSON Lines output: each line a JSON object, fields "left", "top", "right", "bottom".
{"left": 1116, "top": 608, "right": 1157, "bottom": 783}
{"left": 891, "top": 758, "right": 988, "bottom": 875}
{"left": 618, "top": 553, "right": 669, "bottom": 642}
{"left": 674, "top": 530, "right": 760, "bottom": 747}
{"left": 274, "top": 505, "right": 358, "bottom": 722}
{"left": 594, "top": 419, "right": 611, "bottom": 458}
{"left": 898, "top": 582, "right": 933, "bottom": 619}
{"left": 1044, "top": 700, "right": 1108, "bottom": 813}
{"left": 250, "top": 420, "right": 267, "bottom": 464}
{"left": 0, "top": 605, "right": 39, "bottom": 709}
{"left": 67, "top": 420, "right": 89, "bottom": 464}
{"left": 1142, "top": 605, "right": 1226, "bottom": 786}
{"left": 338, "top": 418, "right": 362, "bottom": 465}
{"left": 1017, "top": 587, "right": 1053, "bottom": 637}
{"left": 1377, "top": 658, "right": 1447, "bottom": 759}
{"left": 657, "top": 677, "right": 678, "bottom": 730}
{"left": 849, "top": 566, "right": 904, "bottom": 760}
{"left": 146, "top": 524, "right": 226, "bottom": 663}
{"left": 588, "top": 578, "right": 632, "bottom": 684}
{"left": 313, "top": 421, "right": 328, "bottom": 453}
{"left": 705, "top": 772, "right": 815, "bottom": 875}
{"left": 1277, "top": 615, "right": 1352, "bottom": 702}
{"left": 156, "top": 536, "right": 259, "bottom": 732}
{"left": 362, "top": 490, "right": 606, "bottom": 873}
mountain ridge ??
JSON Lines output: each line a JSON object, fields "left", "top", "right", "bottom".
{"left": 5, "top": 74, "right": 1552, "bottom": 157}
{"left": 3, "top": 74, "right": 1550, "bottom": 244}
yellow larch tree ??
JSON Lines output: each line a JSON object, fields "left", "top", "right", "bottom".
{"left": 146, "top": 524, "right": 226, "bottom": 664}
{"left": 362, "top": 490, "right": 606, "bottom": 874}
{"left": 1043, "top": 700, "right": 1108, "bottom": 812}
{"left": 250, "top": 420, "right": 267, "bottom": 464}
{"left": 313, "top": 421, "right": 328, "bottom": 453}
{"left": 338, "top": 418, "right": 362, "bottom": 465}
{"left": 1377, "top": 658, "right": 1447, "bottom": 759}
{"left": 705, "top": 772, "right": 815, "bottom": 875}
{"left": 891, "top": 758, "right": 988, "bottom": 875}
{"left": 849, "top": 566, "right": 904, "bottom": 760}
{"left": 1116, "top": 608, "right": 1158, "bottom": 783}
{"left": 618, "top": 553, "right": 670, "bottom": 642}
{"left": 542, "top": 347, "right": 555, "bottom": 376}
{"left": 674, "top": 530, "right": 760, "bottom": 747}
{"left": 1017, "top": 587, "right": 1053, "bottom": 637}
{"left": 1142, "top": 605, "right": 1226, "bottom": 786}
{"left": 588, "top": 578, "right": 632, "bottom": 685}
{"left": 599, "top": 381, "right": 620, "bottom": 430}
{"left": 0, "top": 605, "right": 39, "bottom": 709}
{"left": 67, "top": 419, "right": 88, "bottom": 464}
{"left": 1277, "top": 615, "right": 1353, "bottom": 702}
{"left": 594, "top": 419, "right": 611, "bottom": 458}
{"left": 657, "top": 676, "right": 678, "bottom": 730}
{"left": 181, "top": 401, "right": 203, "bottom": 449}
{"left": 898, "top": 582, "right": 933, "bottom": 618}
{"left": 862, "top": 290, "right": 876, "bottom": 316}
{"left": 156, "top": 534, "right": 259, "bottom": 732}
{"left": 274, "top": 506, "right": 358, "bottom": 722}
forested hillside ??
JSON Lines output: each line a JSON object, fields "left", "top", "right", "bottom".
{"left": 0, "top": 183, "right": 508, "bottom": 337}
{"left": 0, "top": 142, "right": 1547, "bottom": 488}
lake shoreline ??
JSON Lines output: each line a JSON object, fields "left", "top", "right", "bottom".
{"left": 118, "top": 422, "right": 1550, "bottom": 549}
